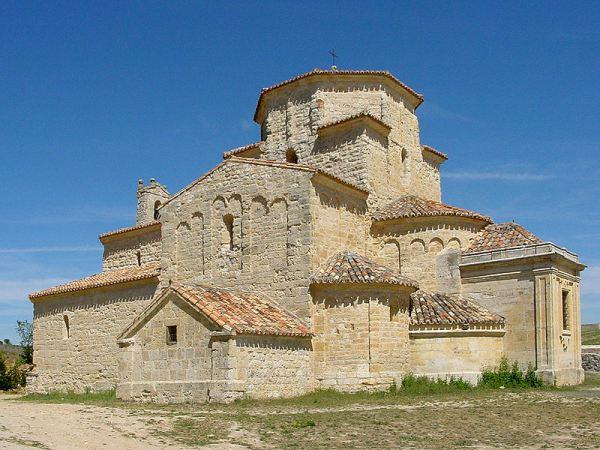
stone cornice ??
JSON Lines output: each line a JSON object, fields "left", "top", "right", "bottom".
{"left": 460, "top": 242, "right": 585, "bottom": 272}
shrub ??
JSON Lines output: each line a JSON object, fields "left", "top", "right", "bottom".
{"left": 0, "top": 352, "right": 10, "bottom": 390}
{"left": 480, "top": 356, "right": 543, "bottom": 388}
{"left": 400, "top": 373, "right": 471, "bottom": 394}
{"left": 0, "top": 351, "right": 28, "bottom": 391}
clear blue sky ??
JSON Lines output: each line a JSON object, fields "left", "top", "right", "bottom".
{"left": 1, "top": 1, "right": 598, "bottom": 342}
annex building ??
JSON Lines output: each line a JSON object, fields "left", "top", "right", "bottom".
{"left": 28, "top": 69, "right": 585, "bottom": 402}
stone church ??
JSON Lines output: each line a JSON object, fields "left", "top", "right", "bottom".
{"left": 28, "top": 69, "right": 585, "bottom": 402}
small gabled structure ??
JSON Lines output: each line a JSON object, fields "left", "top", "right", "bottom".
{"left": 116, "top": 283, "right": 312, "bottom": 403}
{"left": 310, "top": 251, "right": 419, "bottom": 390}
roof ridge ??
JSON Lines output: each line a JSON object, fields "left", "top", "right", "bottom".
{"left": 254, "top": 69, "right": 424, "bottom": 122}
{"left": 372, "top": 195, "right": 492, "bottom": 223}
{"left": 99, "top": 221, "right": 161, "bottom": 241}
{"left": 29, "top": 264, "right": 160, "bottom": 300}
{"left": 312, "top": 250, "right": 419, "bottom": 288}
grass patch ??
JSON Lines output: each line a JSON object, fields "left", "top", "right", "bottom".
{"left": 20, "top": 388, "right": 119, "bottom": 406}
{"left": 582, "top": 325, "right": 600, "bottom": 345}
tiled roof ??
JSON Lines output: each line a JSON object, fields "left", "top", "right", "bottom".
{"left": 223, "top": 142, "right": 263, "bottom": 159}
{"left": 372, "top": 195, "right": 492, "bottom": 223}
{"left": 29, "top": 264, "right": 160, "bottom": 299}
{"left": 168, "top": 284, "right": 311, "bottom": 337}
{"left": 254, "top": 69, "right": 424, "bottom": 122}
{"left": 317, "top": 113, "right": 391, "bottom": 136}
{"left": 410, "top": 291, "right": 505, "bottom": 326}
{"left": 311, "top": 251, "right": 419, "bottom": 288}
{"left": 421, "top": 145, "right": 448, "bottom": 160}
{"left": 99, "top": 221, "right": 161, "bottom": 241}
{"left": 466, "top": 222, "right": 543, "bottom": 253}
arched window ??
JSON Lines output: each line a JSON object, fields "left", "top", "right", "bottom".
{"left": 286, "top": 149, "right": 298, "bottom": 164}
{"left": 223, "top": 214, "right": 234, "bottom": 250}
{"left": 153, "top": 200, "right": 161, "bottom": 220}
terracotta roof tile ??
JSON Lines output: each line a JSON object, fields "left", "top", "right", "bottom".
{"left": 171, "top": 284, "right": 311, "bottom": 337}
{"left": 254, "top": 69, "right": 424, "bottom": 122}
{"left": 466, "top": 222, "right": 543, "bottom": 253}
{"left": 223, "top": 142, "right": 263, "bottom": 159}
{"left": 421, "top": 145, "right": 448, "bottom": 160}
{"left": 29, "top": 264, "right": 160, "bottom": 299}
{"left": 99, "top": 221, "right": 161, "bottom": 241}
{"left": 372, "top": 195, "right": 492, "bottom": 223}
{"left": 410, "top": 291, "right": 505, "bottom": 326}
{"left": 312, "top": 251, "right": 419, "bottom": 288}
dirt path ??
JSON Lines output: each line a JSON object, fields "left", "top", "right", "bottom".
{"left": 0, "top": 394, "right": 186, "bottom": 450}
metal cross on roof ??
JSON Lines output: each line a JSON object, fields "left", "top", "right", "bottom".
{"left": 328, "top": 49, "right": 338, "bottom": 67}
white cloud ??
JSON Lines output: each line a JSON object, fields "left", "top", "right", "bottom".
{"left": 444, "top": 171, "right": 552, "bottom": 181}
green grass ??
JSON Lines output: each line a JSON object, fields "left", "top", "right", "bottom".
{"left": 582, "top": 325, "right": 600, "bottom": 345}
{"left": 20, "top": 389, "right": 119, "bottom": 406}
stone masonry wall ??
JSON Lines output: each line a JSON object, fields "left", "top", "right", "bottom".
{"left": 311, "top": 285, "right": 412, "bottom": 391}
{"left": 371, "top": 217, "right": 485, "bottom": 291}
{"left": 117, "top": 293, "right": 224, "bottom": 403}
{"left": 409, "top": 330, "right": 504, "bottom": 384}
{"left": 461, "top": 260, "right": 584, "bottom": 385}
{"left": 310, "top": 181, "right": 371, "bottom": 270}
{"left": 582, "top": 351, "right": 600, "bottom": 372}
{"left": 461, "top": 267, "right": 536, "bottom": 367}
{"left": 233, "top": 335, "right": 313, "bottom": 399}
{"left": 160, "top": 161, "right": 314, "bottom": 321}
{"left": 259, "top": 78, "right": 440, "bottom": 203}
{"left": 29, "top": 281, "right": 157, "bottom": 393}
{"left": 102, "top": 228, "right": 162, "bottom": 271}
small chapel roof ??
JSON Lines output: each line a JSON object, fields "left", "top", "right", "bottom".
{"left": 311, "top": 251, "right": 419, "bottom": 288}
{"left": 372, "top": 195, "right": 492, "bottom": 223}
{"left": 466, "top": 222, "right": 543, "bottom": 253}
{"left": 222, "top": 141, "right": 263, "bottom": 159}
{"left": 29, "top": 264, "right": 160, "bottom": 300}
{"left": 99, "top": 221, "right": 161, "bottom": 242}
{"left": 410, "top": 291, "right": 505, "bottom": 326}
{"left": 254, "top": 69, "right": 424, "bottom": 123}
{"left": 120, "top": 283, "right": 311, "bottom": 339}
{"left": 317, "top": 113, "right": 391, "bottom": 137}
{"left": 421, "top": 145, "right": 448, "bottom": 161}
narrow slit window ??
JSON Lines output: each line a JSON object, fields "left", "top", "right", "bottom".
{"left": 166, "top": 325, "right": 177, "bottom": 344}
{"left": 561, "top": 290, "right": 570, "bottom": 331}
{"left": 153, "top": 201, "right": 161, "bottom": 220}
{"left": 286, "top": 149, "right": 298, "bottom": 164}
{"left": 63, "top": 315, "right": 70, "bottom": 339}
{"left": 136, "top": 251, "right": 142, "bottom": 266}
{"left": 223, "top": 214, "right": 234, "bottom": 250}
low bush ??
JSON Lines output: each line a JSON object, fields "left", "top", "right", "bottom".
{"left": 0, "top": 352, "right": 26, "bottom": 391}
{"left": 396, "top": 374, "right": 472, "bottom": 395}
{"left": 480, "top": 356, "right": 543, "bottom": 388}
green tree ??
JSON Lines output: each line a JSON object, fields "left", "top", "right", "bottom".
{"left": 3, "top": 339, "right": 9, "bottom": 345}
{"left": 0, "top": 353, "right": 10, "bottom": 390}
{"left": 16, "top": 321, "right": 33, "bottom": 364}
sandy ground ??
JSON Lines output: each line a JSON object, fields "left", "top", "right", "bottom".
{"left": 0, "top": 393, "right": 185, "bottom": 450}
